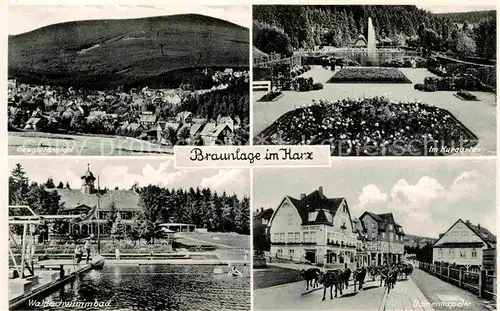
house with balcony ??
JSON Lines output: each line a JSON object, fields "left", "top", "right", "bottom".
{"left": 359, "top": 212, "right": 406, "bottom": 265}
{"left": 432, "top": 219, "right": 496, "bottom": 272}
{"left": 268, "top": 186, "right": 358, "bottom": 268}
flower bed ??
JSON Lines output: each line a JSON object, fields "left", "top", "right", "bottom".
{"left": 290, "top": 65, "right": 311, "bottom": 78}
{"left": 381, "top": 56, "right": 427, "bottom": 68}
{"left": 327, "top": 68, "right": 412, "bottom": 84}
{"left": 454, "top": 90, "right": 479, "bottom": 101}
{"left": 285, "top": 77, "right": 323, "bottom": 92}
{"left": 416, "top": 74, "right": 494, "bottom": 92}
{"left": 257, "top": 97, "right": 478, "bottom": 156}
{"left": 257, "top": 91, "right": 283, "bottom": 102}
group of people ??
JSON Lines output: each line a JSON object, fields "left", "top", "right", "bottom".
{"left": 74, "top": 240, "right": 92, "bottom": 265}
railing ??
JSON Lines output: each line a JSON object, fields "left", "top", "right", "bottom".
{"left": 252, "top": 81, "right": 271, "bottom": 92}
{"left": 419, "top": 262, "right": 496, "bottom": 301}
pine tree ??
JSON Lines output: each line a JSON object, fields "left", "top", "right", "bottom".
{"left": 57, "top": 182, "right": 64, "bottom": 189}
{"left": 45, "top": 178, "right": 55, "bottom": 188}
{"left": 9, "top": 163, "right": 29, "bottom": 205}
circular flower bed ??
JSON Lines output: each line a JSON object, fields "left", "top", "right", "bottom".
{"left": 258, "top": 97, "right": 478, "bottom": 156}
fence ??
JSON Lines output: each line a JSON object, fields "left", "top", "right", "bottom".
{"left": 254, "top": 55, "right": 302, "bottom": 69}
{"left": 419, "top": 262, "right": 496, "bottom": 301}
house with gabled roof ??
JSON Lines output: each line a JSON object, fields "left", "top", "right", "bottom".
{"left": 359, "top": 211, "right": 405, "bottom": 265}
{"left": 49, "top": 165, "right": 141, "bottom": 237}
{"left": 268, "top": 186, "right": 358, "bottom": 268}
{"left": 432, "top": 219, "right": 496, "bottom": 272}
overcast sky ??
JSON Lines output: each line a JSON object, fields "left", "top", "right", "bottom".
{"left": 8, "top": 159, "right": 249, "bottom": 198}
{"left": 253, "top": 159, "right": 496, "bottom": 238}
{"left": 8, "top": 4, "right": 249, "bottom": 35}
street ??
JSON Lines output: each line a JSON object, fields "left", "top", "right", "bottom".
{"left": 254, "top": 277, "right": 388, "bottom": 310}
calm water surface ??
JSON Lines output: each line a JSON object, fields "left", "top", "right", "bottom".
{"left": 25, "top": 265, "right": 250, "bottom": 311}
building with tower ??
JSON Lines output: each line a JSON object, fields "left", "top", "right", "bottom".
{"left": 47, "top": 164, "right": 140, "bottom": 237}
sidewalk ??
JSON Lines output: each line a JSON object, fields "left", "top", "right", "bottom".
{"left": 383, "top": 277, "right": 435, "bottom": 311}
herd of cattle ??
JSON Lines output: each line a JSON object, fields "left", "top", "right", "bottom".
{"left": 300, "top": 263, "right": 414, "bottom": 301}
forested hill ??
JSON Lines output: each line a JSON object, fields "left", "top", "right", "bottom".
{"left": 9, "top": 14, "right": 249, "bottom": 89}
{"left": 253, "top": 5, "right": 449, "bottom": 49}
{"left": 436, "top": 10, "right": 496, "bottom": 25}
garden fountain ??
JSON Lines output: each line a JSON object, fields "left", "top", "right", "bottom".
{"left": 367, "top": 17, "right": 376, "bottom": 51}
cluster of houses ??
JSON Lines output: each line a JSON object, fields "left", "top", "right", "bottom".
{"left": 255, "top": 186, "right": 496, "bottom": 272}
{"left": 125, "top": 110, "right": 240, "bottom": 146}
{"left": 8, "top": 68, "right": 248, "bottom": 146}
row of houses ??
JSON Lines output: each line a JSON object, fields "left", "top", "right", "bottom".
{"left": 255, "top": 186, "right": 405, "bottom": 269}
{"left": 255, "top": 186, "right": 496, "bottom": 272}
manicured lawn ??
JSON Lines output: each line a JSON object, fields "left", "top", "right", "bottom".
{"left": 254, "top": 266, "right": 302, "bottom": 289}
{"left": 258, "top": 97, "right": 479, "bottom": 156}
{"left": 327, "top": 67, "right": 412, "bottom": 84}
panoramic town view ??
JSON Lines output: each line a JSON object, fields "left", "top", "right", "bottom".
{"left": 8, "top": 159, "right": 250, "bottom": 310}
{"left": 253, "top": 159, "right": 496, "bottom": 310}
{"left": 252, "top": 5, "right": 496, "bottom": 156}
{"left": 8, "top": 5, "right": 250, "bottom": 156}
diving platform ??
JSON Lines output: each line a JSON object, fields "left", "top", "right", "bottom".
{"left": 9, "top": 261, "right": 92, "bottom": 310}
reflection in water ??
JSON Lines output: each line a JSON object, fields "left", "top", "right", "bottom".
{"left": 23, "top": 265, "right": 250, "bottom": 311}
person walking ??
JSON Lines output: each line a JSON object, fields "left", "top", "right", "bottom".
{"left": 74, "top": 244, "right": 83, "bottom": 265}
{"left": 84, "top": 240, "right": 92, "bottom": 264}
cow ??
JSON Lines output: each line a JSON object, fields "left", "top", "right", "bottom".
{"left": 367, "top": 265, "right": 378, "bottom": 281}
{"left": 318, "top": 270, "right": 343, "bottom": 301}
{"left": 352, "top": 267, "right": 367, "bottom": 292}
{"left": 340, "top": 268, "right": 351, "bottom": 290}
{"left": 300, "top": 268, "right": 321, "bottom": 290}
{"left": 377, "top": 265, "right": 390, "bottom": 287}
{"left": 401, "top": 263, "right": 413, "bottom": 279}
{"left": 386, "top": 267, "right": 398, "bottom": 294}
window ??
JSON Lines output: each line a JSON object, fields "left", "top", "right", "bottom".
{"left": 472, "top": 235, "right": 479, "bottom": 242}
{"left": 277, "top": 249, "right": 283, "bottom": 257}
{"left": 279, "top": 233, "right": 285, "bottom": 243}
{"left": 457, "top": 222, "right": 462, "bottom": 229}
{"left": 438, "top": 249, "right": 443, "bottom": 258}
{"left": 472, "top": 248, "right": 477, "bottom": 258}
{"left": 462, "top": 232, "right": 469, "bottom": 242}
{"left": 287, "top": 232, "right": 293, "bottom": 243}
{"left": 460, "top": 249, "right": 466, "bottom": 258}
{"left": 388, "top": 224, "right": 393, "bottom": 231}
{"left": 303, "top": 232, "right": 309, "bottom": 243}
{"left": 288, "top": 214, "right": 293, "bottom": 225}
{"left": 449, "top": 249, "right": 455, "bottom": 258}
{"left": 289, "top": 249, "right": 294, "bottom": 255}
{"left": 451, "top": 232, "right": 458, "bottom": 242}
{"left": 372, "top": 233, "right": 375, "bottom": 239}
{"left": 294, "top": 232, "right": 300, "bottom": 243}
{"left": 273, "top": 233, "right": 278, "bottom": 242}
{"left": 372, "top": 224, "right": 376, "bottom": 229}
{"left": 382, "top": 232, "right": 386, "bottom": 239}
{"left": 310, "top": 231, "right": 317, "bottom": 243}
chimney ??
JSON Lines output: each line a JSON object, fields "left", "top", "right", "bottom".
{"left": 466, "top": 220, "right": 471, "bottom": 225}
{"left": 318, "top": 186, "right": 323, "bottom": 196}
{"left": 300, "top": 193, "right": 306, "bottom": 200}
{"left": 478, "top": 223, "right": 481, "bottom": 230}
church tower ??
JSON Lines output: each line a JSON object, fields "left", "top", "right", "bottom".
{"left": 81, "top": 164, "right": 96, "bottom": 194}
